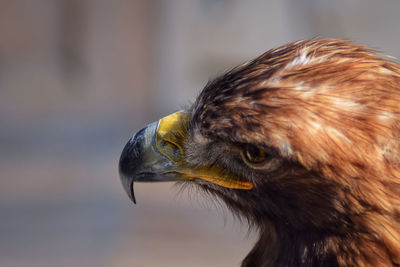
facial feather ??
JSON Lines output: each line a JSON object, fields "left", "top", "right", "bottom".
{"left": 189, "top": 38, "right": 400, "bottom": 266}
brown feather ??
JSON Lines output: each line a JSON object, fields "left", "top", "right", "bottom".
{"left": 189, "top": 38, "right": 400, "bottom": 266}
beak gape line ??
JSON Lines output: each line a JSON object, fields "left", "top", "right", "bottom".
{"left": 119, "top": 111, "right": 253, "bottom": 203}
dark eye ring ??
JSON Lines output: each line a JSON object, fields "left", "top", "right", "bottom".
{"left": 241, "top": 144, "right": 269, "bottom": 166}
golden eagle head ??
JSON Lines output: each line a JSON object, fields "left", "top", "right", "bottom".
{"left": 119, "top": 39, "right": 400, "bottom": 266}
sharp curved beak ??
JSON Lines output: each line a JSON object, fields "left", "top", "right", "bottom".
{"left": 119, "top": 120, "right": 179, "bottom": 203}
{"left": 119, "top": 111, "right": 253, "bottom": 204}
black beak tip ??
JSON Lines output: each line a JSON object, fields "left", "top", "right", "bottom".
{"left": 119, "top": 171, "right": 137, "bottom": 204}
{"left": 119, "top": 127, "right": 148, "bottom": 204}
{"left": 130, "top": 181, "right": 137, "bottom": 204}
{"left": 119, "top": 123, "right": 159, "bottom": 205}
{"left": 119, "top": 137, "right": 141, "bottom": 205}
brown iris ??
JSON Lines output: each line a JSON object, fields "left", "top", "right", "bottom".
{"left": 241, "top": 144, "right": 269, "bottom": 166}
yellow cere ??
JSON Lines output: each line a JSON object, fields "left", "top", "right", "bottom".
{"left": 156, "top": 111, "right": 188, "bottom": 163}
{"left": 156, "top": 111, "right": 253, "bottom": 190}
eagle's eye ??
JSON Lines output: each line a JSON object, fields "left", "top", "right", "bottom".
{"left": 241, "top": 144, "right": 269, "bottom": 166}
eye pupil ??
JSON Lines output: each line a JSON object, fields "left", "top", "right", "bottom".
{"left": 243, "top": 145, "right": 267, "bottom": 164}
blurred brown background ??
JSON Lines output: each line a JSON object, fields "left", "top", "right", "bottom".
{"left": 1, "top": 1, "right": 399, "bottom": 266}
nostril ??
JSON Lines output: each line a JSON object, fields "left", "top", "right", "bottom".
{"left": 159, "top": 140, "right": 182, "bottom": 162}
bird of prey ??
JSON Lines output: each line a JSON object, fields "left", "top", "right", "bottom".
{"left": 119, "top": 38, "right": 400, "bottom": 267}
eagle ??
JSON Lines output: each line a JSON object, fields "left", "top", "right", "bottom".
{"left": 119, "top": 39, "right": 400, "bottom": 267}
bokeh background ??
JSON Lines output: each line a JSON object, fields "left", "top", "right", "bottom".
{"left": 1, "top": 1, "right": 400, "bottom": 266}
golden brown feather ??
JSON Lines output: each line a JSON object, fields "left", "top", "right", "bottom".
{"left": 120, "top": 38, "right": 400, "bottom": 267}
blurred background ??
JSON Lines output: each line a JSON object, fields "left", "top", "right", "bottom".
{"left": 1, "top": 1, "right": 400, "bottom": 266}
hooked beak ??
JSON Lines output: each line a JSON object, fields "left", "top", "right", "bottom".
{"left": 119, "top": 111, "right": 253, "bottom": 204}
